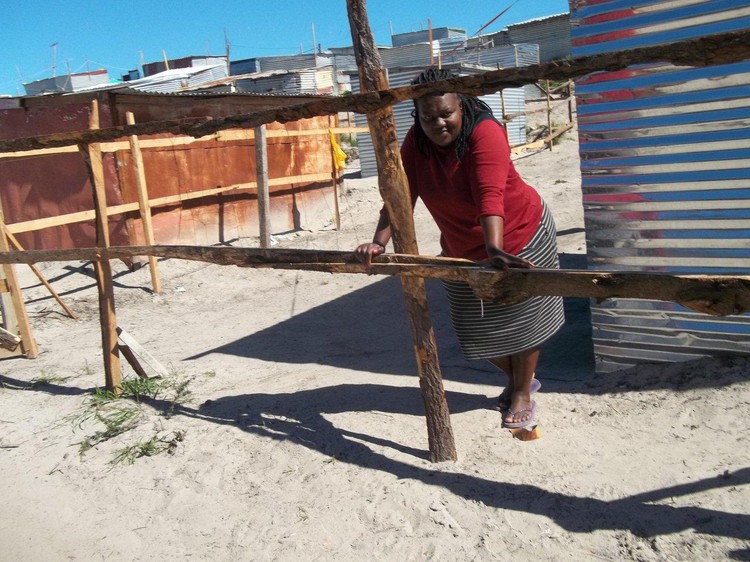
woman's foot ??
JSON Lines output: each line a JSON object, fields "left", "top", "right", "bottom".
{"left": 502, "top": 392, "right": 537, "bottom": 428}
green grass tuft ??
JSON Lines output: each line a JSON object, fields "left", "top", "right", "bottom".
{"left": 71, "top": 370, "right": 196, "bottom": 464}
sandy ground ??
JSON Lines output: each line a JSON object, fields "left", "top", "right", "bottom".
{"left": 1, "top": 101, "right": 748, "bottom": 561}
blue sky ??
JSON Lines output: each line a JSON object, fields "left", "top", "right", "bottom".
{"left": 1, "top": 0, "right": 570, "bottom": 96}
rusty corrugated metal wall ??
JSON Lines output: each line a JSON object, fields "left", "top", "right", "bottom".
{"left": 570, "top": 0, "right": 750, "bottom": 371}
{"left": 0, "top": 91, "right": 338, "bottom": 251}
{"left": 0, "top": 92, "right": 129, "bottom": 250}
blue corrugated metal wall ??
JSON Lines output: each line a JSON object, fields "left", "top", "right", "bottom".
{"left": 571, "top": 0, "right": 750, "bottom": 371}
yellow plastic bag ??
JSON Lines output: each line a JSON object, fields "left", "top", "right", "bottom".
{"left": 329, "top": 129, "right": 347, "bottom": 172}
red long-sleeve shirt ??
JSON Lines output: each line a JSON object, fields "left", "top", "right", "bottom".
{"left": 399, "top": 118, "right": 542, "bottom": 260}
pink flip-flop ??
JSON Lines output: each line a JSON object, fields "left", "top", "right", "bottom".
{"left": 502, "top": 400, "right": 538, "bottom": 429}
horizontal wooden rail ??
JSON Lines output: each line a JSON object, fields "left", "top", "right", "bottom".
{"left": 1, "top": 245, "right": 748, "bottom": 317}
{"left": 0, "top": 126, "right": 370, "bottom": 160}
{"left": 5, "top": 173, "right": 333, "bottom": 235}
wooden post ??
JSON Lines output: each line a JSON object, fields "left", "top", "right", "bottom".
{"left": 79, "top": 99, "right": 122, "bottom": 393}
{"left": 254, "top": 125, "right": 271, "bottom": 248}
{"left": 0, "top": 208, "right": 37, "bottom": 358}
{"left": 125, "top": 112, "right": 161, "bottom": 293}
{"left": 500, "top": 89, "right": 507, "bottom": 122}
{"left": 347, "top": 0, "right": 457, "bottom": 462}
{"left": 328, "top": 116, "right": 342, "bottom": 230}
{"left": 333, "top": 166, "right": 342, "bottom": 231}
{"left": 428, "top": 19, "right": 434, "bottom": 66}
{"left": 568, "top": 95, "right": 574, "bottom": 125}
{"left": 546, "top": 80, "right": 553, "bottom": 152}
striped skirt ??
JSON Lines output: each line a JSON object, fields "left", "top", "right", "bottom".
{"left": 443, "top": 201, "right": 565, "bottom": 360}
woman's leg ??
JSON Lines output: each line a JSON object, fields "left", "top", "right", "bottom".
{"left": 489, "top": 356, "right": 512, "bottom": 377}
{"left": 504, "top": 346, "right": 540, "bottom": 425}
{"left": 488, "top": 356, "right": 513, "bottom": 404}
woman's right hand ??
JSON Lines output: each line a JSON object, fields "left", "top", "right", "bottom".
{"left": 354, "top": 242, "right": 386, "bottom": 267}
{"left": 487, "top": 248, "right": 534, "bottom": 271}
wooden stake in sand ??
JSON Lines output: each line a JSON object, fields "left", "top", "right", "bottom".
{"left": 254, "top": 125, "right": 271, "bottom": 249}
{"left": 328, "top": 115, "right": 342, "bottom": 230}
{"left": 1, "top": 225, "right": 77, "bottom": 320}
{"left": 125, "top": 112, "right": 161, "bottom": 294}
{"left": 78, "top": 100, "right": 122, "bottom": 394}
{"left": 346, "top": 0, "right": 457, "bottom": 462}
{"left": 546, "top": 80, "right": 553, "bottom": 152}
{"left": 0, "top": 209, "right": 37, "bottom": 358}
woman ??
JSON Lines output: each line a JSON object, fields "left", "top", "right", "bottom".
{"left": 354, "top": 68, "right": 565, "bottom": 429}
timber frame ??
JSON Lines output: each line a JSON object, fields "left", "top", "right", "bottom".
{"left": 0, "top": 10, "right": 748, "bottom": 461}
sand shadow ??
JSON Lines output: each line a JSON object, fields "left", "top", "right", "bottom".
{"left": 186, "top": 249, "right": 747, "bottom": 395}
{"left": 187, "top": 253, "right": 596, "bottom": 387}
{"left": 0, "top": 373, "right": 95, "bottom": 395}
{"left": 23, "top": 262, "right": 154, "bottom": 305}
{"left": 156, "top": 382, "right": 750, "bottom": 544}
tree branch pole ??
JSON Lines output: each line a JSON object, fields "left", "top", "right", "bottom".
{"left": 2, "top": 246, "right": 748, "bottom": 317}
{"left": 347, "top": 0, "right": 456, "bottom": 462}
{"left": 2, "top": 29, "right": 748, "bottom": 153}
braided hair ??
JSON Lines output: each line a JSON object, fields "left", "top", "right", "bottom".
{"left": 411, "top": 68, "right": 494, "bottom": 160}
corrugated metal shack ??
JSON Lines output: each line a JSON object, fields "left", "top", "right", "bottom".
{"left": 350, "top": 36, "right": 534, "bottom": 178}
{"left": 142, "top": 55, "right": 228, "bottom": 77}
{"left": 231, "top": 67, "right": 335, "bottom": 95}
{"left": 231, "top": 53, "right": 333, "bottom": 74}
{"left": 571, "top": 0, "right": 750, "bottom": 371}
{"left": 229, "top": 53, "right": 339, "bottom": 96}
{"left": 23, "top": 69, "right": 111, "bottom": 96}
{"left": 125, "top": 65, "right": 230, "bottom": 94}
{"left": 391, "top": 27, "right": 467, "bottom": 48}
{"left": 0, "top": 90, "right": 339, "bottom": 252}
{"left": 351, "top": 62, "right": 528, "bottom": 178}
{"left": 485, "top": 13, "right": 572, "bottom": 63}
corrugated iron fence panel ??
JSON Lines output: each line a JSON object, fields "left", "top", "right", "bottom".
{"left": 571, "top": 0, "right": 750, "bottom": 371}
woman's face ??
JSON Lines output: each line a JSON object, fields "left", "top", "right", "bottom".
{"left": 416, "top": 93, "right": 462, "bottom": 147}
